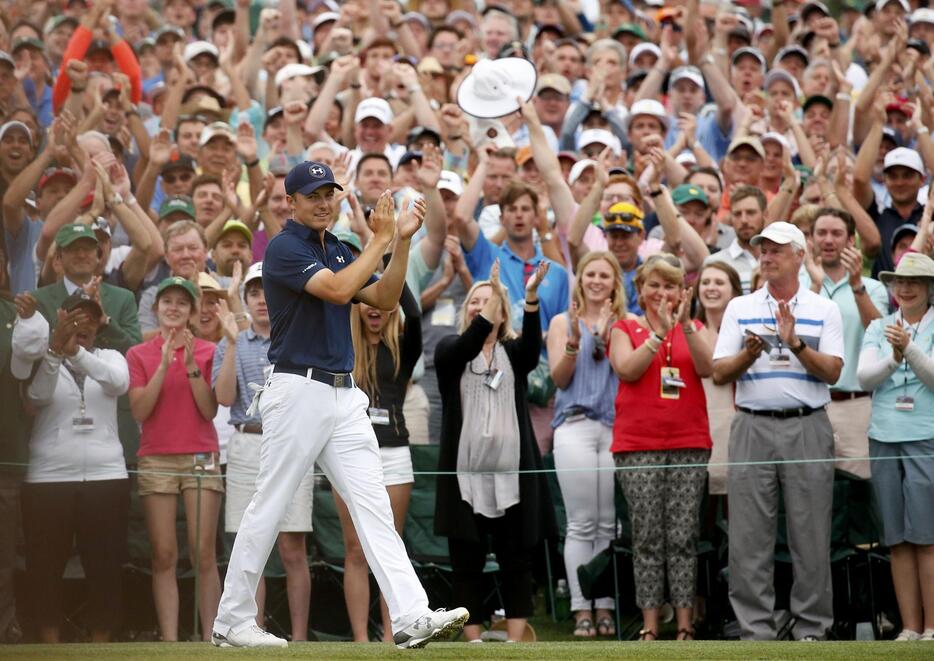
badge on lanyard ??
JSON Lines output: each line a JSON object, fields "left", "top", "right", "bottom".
{"left": 72, "top": 416, "right": 95, "bottom": 433}
{"left": 769, "top": 348, "right": 791, "bottom": 367}
{"left": 368, "top": 407, "right": 391, "bottom": 425}
{"left": 431, "top": 297, "right": 456, "bottom": 326}
{"left": 895, "top": 395, "right": 915, "bottom": 412}
{"left": 193, "top": 452, "right": 216, "bottom": 471}
{"left": 660, "top": 366, "right": 685, "bottom": 399}
{"left": 484, "top": 368, "right": 504, "bottom": 390}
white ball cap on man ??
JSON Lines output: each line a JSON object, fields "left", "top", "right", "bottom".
{"left": 883, "top": 147, "right": 925, "bottom": 176}
{"left": 355, "top": 97, "right": 394, "bottom": 125}
{"left": 578, "top": 129, "right": 622, "bottom": 157}
{"left": 244, "top": 261, "right": 263, "bottom": 288}
{"left": 750, "top": 221, "right": 807, "bottom": 252}
{"left": 670, "top": 65, "right": 705, "bottom": 91}
{"left": 274, "top": 63, "right": 319, "bottom": 88}
{"left": 438, "top": 170, "right": 464, "bottom": 196}
{"left": 622, "top": 98, "right": 670, "bottom": 134}
{"left": 184, "top": 40, "right": 219, "bottom": 63}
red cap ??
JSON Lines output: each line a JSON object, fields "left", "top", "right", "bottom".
{"left": 886, "top": 96, "right": 912, "bottom": 117}
{"left": 38, "top": 167, "right": 77, "bottom": 191}
{"left": 80, "top": 192, "right": 95, "bottom": 209}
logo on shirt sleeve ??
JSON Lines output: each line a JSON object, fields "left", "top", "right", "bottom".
{"left": 336, "top": 255, "right": 345, "bottom": 263}
{"left": 302, "top": 262, "right": 318, "bottom": 273}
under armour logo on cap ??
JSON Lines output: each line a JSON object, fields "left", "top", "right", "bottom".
{"left": 309, "top": 165, "right": 325, "bottom": 178}
{"left": 285, "top": 160, "right": 344, "bottom": 196}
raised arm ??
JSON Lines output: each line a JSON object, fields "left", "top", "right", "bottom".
{"left": 852, "top": 98, "right": 884, "bottom": 211}
{"left": 519, "top": 99, "right": 577, "bottom": 231}
{"left": 356, "top": 197, "right": 427, "bottom": 310}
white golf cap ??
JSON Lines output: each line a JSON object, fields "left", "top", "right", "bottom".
{"left": 675, "top": 150, "right": 697, "bottom": 167}
{"left": 354, "top": 97, "right": 394, "bottom": 124}
{"left": 764, "top": 68, "right": 802, "bottom": 97}
{"left": 311, "top": 11, "right": 340, "bottom": 31}
{"left": 183, "top": 40, "right": 219, "bottom": 63}
{"left": 911, "top": 7, "right": 934, "bottom": 24}
{"left": 629, "top": 42, "right": 661, "bottom": 67}
{"left": 578, "top": 129, "right": 622, "bottom": 157}
{"left": 623, "top": 98, "right": 670, "bottom": 133}
{"left": 669, "top": 65, "right": 705, "bottom": 90}
{"left": 438, "top": 170, "right": 464, "bottom": 196}
{"left": 199, "top": 121, "right": 236, "bottom": 147}
{"left": 244, "top": 261, "right": 263, "bottom": 287}
{"left": 11, "top": 313, "right": 49, "bottom": 380}
{"left": 274, "top": 62, "right": 319, "bottom": 88}
{"left": 760, "top": 131, "right": 791, "bottom": 151}
{"left": 568, "top": 158, "right": 597, "bottom": 185}
{"left": 876, "top": 0, "right": 910, "bottom": 12}
{"left": 456, "top": 57, "right": 537, "bottom": 119}
{"left": 884, "top": 147, "right": 925, "bottom": 175}
{"left": 750, "top": 221, "right": 807, "bottom": 252}
{"left": 0, "top": 120, "right": 33, "bottom": 147}
{"left": 731, "top": 46, "right": 767, "bottom": 71}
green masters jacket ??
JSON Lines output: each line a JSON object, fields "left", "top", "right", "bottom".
{"left": 0, "top": 299, "right": 29, "bottom": 475}
{"left": 31, "top": 280, "right": 143, "bottom": 462}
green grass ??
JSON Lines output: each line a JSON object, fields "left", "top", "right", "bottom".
{"left": 2, "top": 641, "right": 929, "bottom": 660}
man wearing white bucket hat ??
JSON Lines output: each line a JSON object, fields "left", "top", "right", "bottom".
{"left": 713, "top": 221, "right": 844, "bottom": 641}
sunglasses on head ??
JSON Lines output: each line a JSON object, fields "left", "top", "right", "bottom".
{"left": 163, "top": 171, "right": 193, "bottom": 185}
{"left": 604, "top": 212, "right": 641, "bottom": 224}
{"left": 645, "top": 253, "right": 682, "bottom": 268}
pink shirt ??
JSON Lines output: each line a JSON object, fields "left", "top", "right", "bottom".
{"left": 127, "top": 335, "right": 218, "bottom": 457}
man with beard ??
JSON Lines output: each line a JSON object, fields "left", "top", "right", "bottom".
{"left": 803, "top": 208, "right": 888, "bottom": 480}
{"left": 706, "top": 186, "right": 767, "bottom": 293}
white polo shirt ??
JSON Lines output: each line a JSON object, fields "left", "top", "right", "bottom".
{"left": 713, "top": 286, "right": 845, "bottom": 410}
{"left": 705, "top": 239, "right": 758, "bottom": 293}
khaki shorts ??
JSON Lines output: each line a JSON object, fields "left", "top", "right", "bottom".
{"left": 137, "top": 453, "right": 225, "bottom": 497}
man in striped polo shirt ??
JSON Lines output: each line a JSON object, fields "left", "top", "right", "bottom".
{"left": 712, "top": 222, "right": 844, "bottom": 641}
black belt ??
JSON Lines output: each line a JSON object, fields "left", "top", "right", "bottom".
{"left": 737, "top": 405, "right": 823, "bottom": 419}
{"left": 830, "top": 391, "right": 870, "bottom": 402}
{"left": 235, "top": 423, "right": 263, "bottom": 434}
{"left": 273, "top": 364, "right": 354, "bottom": 388}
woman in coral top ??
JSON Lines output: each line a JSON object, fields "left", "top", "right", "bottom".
{"left": 608, "top": 254, "right": 715, "bottom": 642}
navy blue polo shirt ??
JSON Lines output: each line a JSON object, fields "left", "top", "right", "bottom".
{"left": 264, "top": 220, "right": 376, "bottom": 373}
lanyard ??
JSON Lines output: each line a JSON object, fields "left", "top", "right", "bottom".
{"left": 645, "top": 318, "right": 673, "bottom": 367}
{"left": 65, "top": 361, "right": 87, "bottom": 416}
{"left": 764, "top": 295, "right": 798, "bottom": 354}
{"left": 899, "top": 312, "right": 922, "bottom": 395}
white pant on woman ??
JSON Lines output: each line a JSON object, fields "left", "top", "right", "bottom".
{"left": 553, "top": 416, "right": 616, "bottom": 612}
{"left": 214, "top": 373, "right": 429, "bottom": 636}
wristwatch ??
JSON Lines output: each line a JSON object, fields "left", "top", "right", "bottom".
{"left": 111, "top": 192, "right": 124, "bottom": 206}
{"left": 541, "top": 231, "right": 555, "bottom": 242}
{"left": 187, "top": 368, "right": 202, "bottom": 378}
{"left": 853, "top": 284, "right": 867, "bottom": 296}
{"left": 790, "top": 338, "right": 806, "bottom": 355}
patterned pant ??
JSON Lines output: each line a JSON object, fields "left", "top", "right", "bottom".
{"left": 615, "top": 449, "right": 710, "bottom": 609}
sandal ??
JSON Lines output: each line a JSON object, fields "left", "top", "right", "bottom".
{"left": 638, "top": 628, "right": 657, "bottom": 641}
{"left": 573, "top": 618, "right": 596, "bottom": 638}
{"left": 676, "top": 628, "right": 695, "bottom": 641}
{"left": 596, "top": 617, "right": 616, "bottom": 637}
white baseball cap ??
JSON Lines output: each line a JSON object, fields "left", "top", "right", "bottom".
{"left": 760, "top": 131, "right": 791, "bottom": 151}
{"left": 11, "top": 313, "right": 49, "bottom": 380}
{"left": 675, "top": 150, "right": 697, "bottom": 167}
{"left": 731, "top": 46, "right": 767, "bottom": 71}
{"left": 669, "top": 65, "right": 705, "bottom": 91}
{"left": 751, "top": 221, "right": 807, "bottom": 252}
{"left": 884, "top": 147, "right": 925, "bottom": 175}
{"left": 623, "top": 98, "right": 670, "bottom": 134}
{"left": 354, "top": 97, "right": 394, "bottom": 124}
{"left": 311, "top": 11, "right": 340, "bottom": 31}
{"left": 244, "top": 261, "right": 263, "bottom": 288}
{"left": 199, "top": 121, "right": 236, "bottom": 147}
{"left": 568, "top": 159, "right": 597, "bottom": 185}
{"left": 764, "top": 68, "right": 802, "bottom": 98}
{"left": 578, "top": 129, "right": 622, "bottom": 157}
{"left": 629, "top": 42, "right": 661, "bottom": 67}
{"left": 438, "top": 170, "right": 464, "bottom": 196}
{"left": 274, "top": 62, "right": 320, "bottom": 88}
{"left": 876, "top": 0, "right": 910, "bottom": 12}
{"left": 911, "top": 7, "right": 934, "bottom": 24}
{"left": 184, "top": 40, "right": 220, "bottom": 63}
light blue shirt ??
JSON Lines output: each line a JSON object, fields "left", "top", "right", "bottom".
{"left": 800, "top": 272, "right": 889, "bottom": 392}
{"left": 862, "top": 308, "right": 934, "bottom": 442}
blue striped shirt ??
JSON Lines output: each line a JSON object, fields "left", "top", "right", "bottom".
{"left": 212, "top": 328, "right": 271, "bottom": 426}
{"left": 713, "top": 286, "right": 845, "bottom": 410}
{"left": 552, "top": 317, "right": 616, "bottom": 428}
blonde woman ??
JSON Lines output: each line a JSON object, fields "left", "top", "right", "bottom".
{"left": 434, "top": 261, "right": 558, "bottom": 642}
{"left": 609, "top": 254, "right": 715, "bottom": 641}
{"left": 546, "top": 251, "right": 626, "bottom": 637}
{"left": 337, "top": 283, "right": 422, "bottom": 642}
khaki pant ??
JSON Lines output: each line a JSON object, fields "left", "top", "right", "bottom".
{"left": 826, "top": 397, "right": 872, "bottom": 480}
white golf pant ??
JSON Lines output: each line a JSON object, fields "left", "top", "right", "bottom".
{"left": 214, "top": 373, "right": 429, "bottom": 635}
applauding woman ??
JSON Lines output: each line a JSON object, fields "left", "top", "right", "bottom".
{"left": 127, "top": 277, "right": 221, "bottom": 642}
{"left": 608, "top": 254, "right": 715, "bottom": 642}
{"left": 858, "top": 253, "right": 934, "bottom": 642}
{"left": 547, "top": 251, "right": 625, "bottom": 637}
{"left": 434, "top": 260, "right": 557, "bottom": 643}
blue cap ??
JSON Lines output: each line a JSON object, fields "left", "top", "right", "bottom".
{"left": 284, "top": 161, "right": 344, "bottom": 197}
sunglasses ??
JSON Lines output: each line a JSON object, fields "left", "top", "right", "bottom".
{"left": 164, "top": 172, "right": 193, "bottom": 185}
{"left": 645, "top": 253, "right": 682, "bottom": 268}
{"left": 604, "top": 212, "right": 641, "bottom": 224}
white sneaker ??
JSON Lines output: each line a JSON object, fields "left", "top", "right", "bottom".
{"left": 393, "top": 607, "right": 469, "bottom": 649}
{"left": 212, "top": 624, "right": 288, "bottom": 648}
{"left": 920, "top": 629, "right": 934, "bottom": 641}
{"left": 895, "top": 629, "right": 922, "bottom": 641}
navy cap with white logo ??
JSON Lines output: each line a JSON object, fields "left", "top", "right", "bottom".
{"left": 284, "top": 161, "right": 344, "bottom": 197}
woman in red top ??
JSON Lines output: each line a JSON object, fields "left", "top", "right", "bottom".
{"left": 608, "top": 254, "right": 715, "bottom": 642}
{"left": 127, "top": 277, "right": 221, "bottom": 642}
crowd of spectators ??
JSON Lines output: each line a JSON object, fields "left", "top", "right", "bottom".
{"left": 0, "top": 0, "right": 933, "bottom": 645}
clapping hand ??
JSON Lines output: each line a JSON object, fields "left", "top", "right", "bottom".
{"left": 367, "top": 190, "right": 396, "bottom": 244}
{"left": 397, "top": 196, "right": 427, "bottom": 241}
{"left": 567, "top": 301, "right": 582, "bottom": 348}
{"left": 14, "top": 292, "right": 37, "bottom": 319}
{"left": 774, "top": 299, "right": 798, "bottom": 347}
{"left": 218, "top": 299, "right": 239, "bottom": 342}
{"left": 183, "top": 329, "right": 197, "bottom": 371}
{"left": 525, "top": 260, "right": 550, "bottom": 297}
{"left": 160, "top": 328, "right": 177, "bottom": 368}
{"left": 885, "top": 319, "right": 910, "bottom": 362}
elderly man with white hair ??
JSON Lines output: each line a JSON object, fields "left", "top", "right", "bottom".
{"left": 712, "top": 221, "right": 845, "bottom": 641}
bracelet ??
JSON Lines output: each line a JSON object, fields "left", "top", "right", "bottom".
{"left": 127, "top": 194, "right": 137, "bottom": 206}
{"left": 682, "top": 322, "right": 695, "bottom": 335}
{"left": 649, "top": 188, "right": 663, "bottom": 198}
{"left": 350, "top": 83, "right": 362, "bottom": 89}
{"left": 47, "top": 346, "right": 64, "bottom": 360}
{"left": 565, "top": 344, "right": 580, "bottom": 356}
{"left": 234, "top": 312, "right": 248, "bottom": 322}
{"left": 828, "top": 43, "right": 840, "bottom": 49}
{"left": 448, "top": 134, "right": 462, "bottom": 141}
{"left": 919, "top": 126, "right": 930, "bottom": 135}
{"left": 243, "top": 158, "right": 259, "bottom": 168}
{"left": 835, "top": 92, "right": 850, "bottom": 102}
{"left": 712, "top": 48, "right": 727, "bottom": 56}
{"left": 71, "top": 86, "right": 86, "bottom": 93}
{"left": 645, "top": 336, "right": 661, "bottom": 353}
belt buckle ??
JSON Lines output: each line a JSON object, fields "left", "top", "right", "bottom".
{"left": 334, "top": 374, "right": 345, "bottom": 388}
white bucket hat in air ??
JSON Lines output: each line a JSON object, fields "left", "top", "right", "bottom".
{"left": 456, "top": 58, "right": 537, "bottom": 119}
